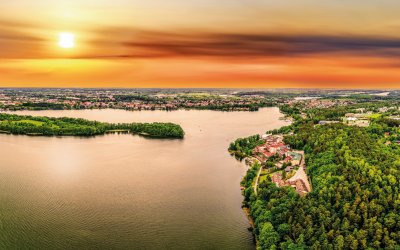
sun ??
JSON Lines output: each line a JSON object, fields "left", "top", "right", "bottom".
{"left": 58, "top": 32, "right": 75, "bottom": 49}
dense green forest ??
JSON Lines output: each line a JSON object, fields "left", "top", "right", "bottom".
{"left": 21, "top": 102, "right": 67, "bottom": 110}
{"left": 0, "top": 113, "right": 184, "bottom": 138}
{"left": 240, "top": 122, "right": 400, "bottom": 249}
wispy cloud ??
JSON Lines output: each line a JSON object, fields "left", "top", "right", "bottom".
{"left": 0, "top": 18, "right": 49, "bottom": 59}
{"left": 83, "top": 29, "right": 400, "bottom": 60}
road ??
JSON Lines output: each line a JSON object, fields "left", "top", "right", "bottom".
{"left": 247, "top": 157, "right": 262, "bottom": 195}
{"left": 253, "top": 166, "right": 262, "bottom": 195}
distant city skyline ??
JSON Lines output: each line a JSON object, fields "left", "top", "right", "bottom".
{"left": 1, "top": 0, "right": 400, "bottom": 88}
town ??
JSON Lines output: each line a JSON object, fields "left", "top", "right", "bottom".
{"left": 1, "top": 88, "right": 399, "bottom": 114}
{"left": 0, "top": 88, "right": 270, "bottom": 112}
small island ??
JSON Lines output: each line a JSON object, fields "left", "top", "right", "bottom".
{"left": 0, "top": 113, "right": 185, "bottom": 139}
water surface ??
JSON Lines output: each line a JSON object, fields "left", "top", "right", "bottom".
{"left": 0, "top": 108, "right": 289, "bottom": 249}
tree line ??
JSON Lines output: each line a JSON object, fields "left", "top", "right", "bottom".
{"left": 0, "top": 113, "right": 184, "bottom": 138}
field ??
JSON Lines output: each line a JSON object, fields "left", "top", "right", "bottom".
{"left": 366, "top": 113, "right": 381, "bottom": 119}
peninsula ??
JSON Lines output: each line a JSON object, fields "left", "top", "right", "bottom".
{"left": 229, "top": 93, "right": 400, "bottom": 249}
{"left": 0, "top": 113, "right": 184, "bottom": 139}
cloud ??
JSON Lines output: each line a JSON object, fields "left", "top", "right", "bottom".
{"left": 2, "top": 17, "right": 400, "bottom": 61}
{"left": 0, "top": 18, "right": 49, "bottom": 59}
{"left": 0, "top": 18, "right": 44, "bottom": 41}
{"left": 117, "top": 31, "right": 400, "bottom": 58}
{"left": 67, "top": 28, "right": 400, "bottom": 62}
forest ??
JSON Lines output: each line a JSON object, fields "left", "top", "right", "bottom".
{"left": 240, "top": 121, "right": 400, "bottom": 249}
{"left": 232, "top": 99, "right": 400, "bottom": 249}
{"left": 0, "top": 113, "right": 184, "bottom": 138}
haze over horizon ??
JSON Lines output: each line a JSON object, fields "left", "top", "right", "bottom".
{"left": 1, "top": 0, "right": 400, "bottom": 89}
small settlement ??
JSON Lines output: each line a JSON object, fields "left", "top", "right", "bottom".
{"left": 343, "top": 113, "right": 371, "bottom": 127}
{"left": 254, "top": 134, "right": 312, "bottom": 195}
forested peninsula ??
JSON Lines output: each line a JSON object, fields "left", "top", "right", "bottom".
{"left": 0, "top": 113, "right": 184, "bottom": 138}
{"left": 231, "top": 103, "right": 400, "bottom": 249}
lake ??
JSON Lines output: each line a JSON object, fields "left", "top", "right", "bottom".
{"left": 0, "top": 108, "right": 289, "bottom": 249}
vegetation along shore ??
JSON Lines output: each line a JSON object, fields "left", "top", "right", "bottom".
{"left": 0, "top": 113, "right": 185, "bottom": 139}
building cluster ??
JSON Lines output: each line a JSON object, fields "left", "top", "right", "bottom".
{"left": 272, "top": 164, "right": 311, "bottom": 195}
{"left": 254, "top": 134, "right": 289, "bottom": 160}
{"left": 343, "top": 113, "right": 371, "bottom": 127}
{"left": 318, "top": 113, "right": 374, "bottom": 128}
{"left": 318, "top": 120, "right": 340, "bottom": 125}
{"left": 285, "top": 98, "right": 353, "bottom": 109}
{"left": 254, "top": 134, "right": 311, "bottom": 195}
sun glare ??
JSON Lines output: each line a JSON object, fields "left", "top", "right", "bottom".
{"left": 58, "top": 32, "right": 75, "bottom": 49}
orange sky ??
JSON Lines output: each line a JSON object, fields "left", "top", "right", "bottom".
{"left": 1, "top": 0, "right": 400, "bottom": 89}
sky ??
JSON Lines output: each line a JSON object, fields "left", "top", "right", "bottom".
{"left": 1, "top": 0, "right": 400, "bottom": 88}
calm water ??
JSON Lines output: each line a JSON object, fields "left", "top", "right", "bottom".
{"left": 0, "top": 108, "right": 289, "bottom": 249}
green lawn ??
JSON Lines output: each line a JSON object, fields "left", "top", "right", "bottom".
{"left": 13, "top": 119, "right": 44, "bottom": 126}
{"left": 1, "top": 119, "right": 60, "bottom": 128}
{"left": 259, "top": 174, "right": 268, "bottom": 184}
{"left": 366, "top": 113, "right": 381, "bottom": 119}
{"left": 258, "top": 169, "right": 270, "bottom": 184}
{"left": 0, "top": 119, "right": 44, "bottom": 126}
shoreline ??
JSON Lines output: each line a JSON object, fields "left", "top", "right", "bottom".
{"left": 239, "top": 154, "right": 260, "bottom": 247}
{"left": 0, "top": 113, "right": 185, "bottom": 139}
{"left": 232, "top": 119, "right": 292, "bottom": 248}
{"left": 0, "top": 106, "right": 271, "bottom": 113}
{"left": 242, "top": 207, "right": 259, "bottom": 246}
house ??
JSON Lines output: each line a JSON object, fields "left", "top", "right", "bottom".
{"left": 275, "top": 161, "right": 283, "bottom": 169}
{"left": 346, "top": 117, "right": 358, "bottom": 122}
{"left": 261, "top": 134, "right": 270, "bottom": 139}
{"left": 284, "top": 156, "right": 293, "bottom": 163}
{"left": 378, "top": 107, "right": 389, "bottom": 113}
{"left": 271, "top": 165, "right": 311, "bottom": 195}
{"left": 319, "top": 120, "right": 340, "bottom": 125}
{"left": 356, "top": 108, "right": 365, "bottom": 113}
